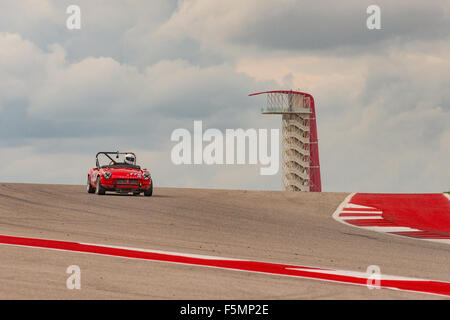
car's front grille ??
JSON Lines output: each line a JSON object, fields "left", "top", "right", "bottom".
{"left": 116, "top": 179, "right": 138, "bottom": 185}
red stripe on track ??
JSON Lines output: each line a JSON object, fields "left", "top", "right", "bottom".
{"left": 0, "top": 234, "right": 450, "bottom": 297}
{"left": 345, "top": 219, "right": 399, "bottom": 227}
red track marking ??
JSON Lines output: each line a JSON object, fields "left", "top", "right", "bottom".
{"left": 351, "top": 193, "right": 450, "bottom": 234}
{"left": 333, "top": 193, "right": 450, "bottom": 244}
{"left": 0, "top": 234, "right": 450, "bottom": 297}
{"left": 345, "top": 219, "right": 398, "bottom": 227}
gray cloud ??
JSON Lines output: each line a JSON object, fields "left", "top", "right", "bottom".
{"left": 234, "top": 1, "right": 450, "bottom": 51}
{"left": 161, "top": 0, "right": 450, "bottom": 54}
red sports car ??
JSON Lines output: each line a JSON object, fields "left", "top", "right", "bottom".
{"left": 87, "top": 152, "right": 153, "bottom": 196}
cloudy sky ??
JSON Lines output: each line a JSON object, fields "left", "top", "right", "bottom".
{"left": 0, "top": 0, "right": 449, "bottom": 192}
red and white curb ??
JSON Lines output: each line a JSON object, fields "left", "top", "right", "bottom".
{"left": 0, "top": 234, "right": 450, "bottom": 297}
{"left": 333, "top": 193, "right": 450, "bottom": 244}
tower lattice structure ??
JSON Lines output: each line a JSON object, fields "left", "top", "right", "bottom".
{"left": 250, "top": 90, "right": 321, "bottom": 192}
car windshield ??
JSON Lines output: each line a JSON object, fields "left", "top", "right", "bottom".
{"left": 97, "top": 153, "right": 140, "bottom": 169}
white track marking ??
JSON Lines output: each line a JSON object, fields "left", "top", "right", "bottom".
{"left": 340, "top": 210, "right": 382, "bottom": 214}
{"left": 360, "top": 226, "right": 422, "bottom": 233}
{"left": 427, "top": 239, "right": 450, "bottom": 244}
{"left": 340, "top": 216, "right": 384, "bottom": 220}
{"left": 344, "top": 204, "right": 377, "bottom": 209}
{"left": 331, "top": 193, "right": 355, "bottom": 220}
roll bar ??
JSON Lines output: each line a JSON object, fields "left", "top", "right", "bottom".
{"left": 95, "top": 151, "right": 137, "bottom": 168}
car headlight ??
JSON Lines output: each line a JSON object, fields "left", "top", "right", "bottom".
{"left": 104, "top": 171, "right": 112, "bottom": 179}
{"left": 143, "top": 172, "right": 150, "bottom": 180}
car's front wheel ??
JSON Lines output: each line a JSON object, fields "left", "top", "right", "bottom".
{"left": 144, "top": 181, "right": 153, "bottom": 197}
{"left": 87, "top": 175, "right": 95, "bottom": 193}
{"left": 95, "top": 177, "right": 106, "bottom": 195}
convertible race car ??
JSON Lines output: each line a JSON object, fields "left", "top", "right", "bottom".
{"left": 87, "top": 152, "right": 153, "bottom": 196}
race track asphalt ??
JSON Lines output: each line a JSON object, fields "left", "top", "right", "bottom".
{"left": 0, "top": 183, "right": 448, "bottom": 299}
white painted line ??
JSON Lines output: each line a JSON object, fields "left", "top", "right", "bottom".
{"left": 341, "top": 210, "right": 383, "bottom": 214}
{"left": 340, "top": 216, "right": 384, "bottom": 220}
{"left": 345, "top": 204, "right": 377, "bottom": 209}
{"left": 332, "top": 193, "right": 356, "bottom": 221}
{"left": 361, "top": 226, "right": 421, "bottom": 233}
{"left": 419, "top": 238, "right": 450, "bottom": 244}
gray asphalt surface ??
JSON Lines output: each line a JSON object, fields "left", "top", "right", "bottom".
{"left": 0, "top": 183, "right": 448, "bottom": 299}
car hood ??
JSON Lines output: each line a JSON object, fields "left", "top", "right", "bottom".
{"left": 104, "top": 167, "right": 144, "bottom": 178}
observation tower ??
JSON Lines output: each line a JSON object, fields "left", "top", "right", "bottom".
{"left": 250, "top": 90, "right": 321, "bottom": 192}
